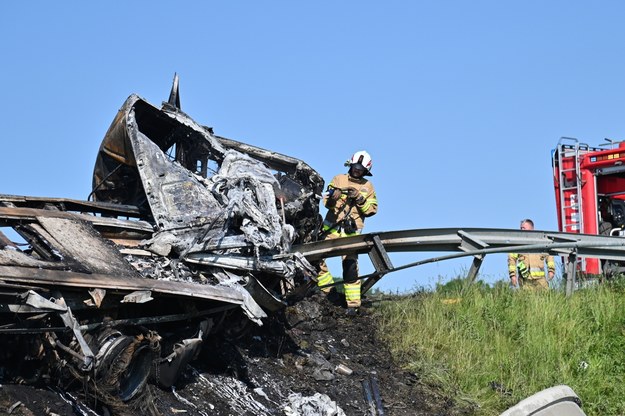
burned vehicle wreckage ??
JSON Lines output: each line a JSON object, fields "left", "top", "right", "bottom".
{"left": 0, "top": 77, "right": 325, "bottom": 408}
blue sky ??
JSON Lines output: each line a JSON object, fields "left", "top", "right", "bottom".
{"left": 2, "top": 1, "right": 625, "bottom": 292}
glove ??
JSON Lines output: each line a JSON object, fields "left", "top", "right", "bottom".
{"left": 328, "top": 187, "right": 342, "bottom": 200}
{"left": 347, "top": 187, "right": 365, "bottom": 205}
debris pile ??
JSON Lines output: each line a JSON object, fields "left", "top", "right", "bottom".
{"left": 0, "top": 293, "right": 473, "bottom": 415}
{"left": 0, "top": 74, "right": 324, "bottom": 411}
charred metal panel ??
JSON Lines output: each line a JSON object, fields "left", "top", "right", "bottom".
{"left": 0, "top": 76, "right": 326, "bottom": 406}
{"left": 0, "top": 210, "right": 141, "bottom": 276}
{"left": 35, "top": 216, "right": 138, "bottom": 277}
{"left": 130, "top": 128, "right": 222, "bottom": 231}
{"left": 0, "top": 194, "right": 143, "bottom": 217}
{"left": 0, "top": 245, "right": 66, "bottom": 269}
{"left": 0, "top": 205, "right": 153, "bottom": 235}
{"left": 93, "top": 94, "right": 226, "bottom": 214}
{"left": 0, "top": 265, "right": 266, "bottom": 323}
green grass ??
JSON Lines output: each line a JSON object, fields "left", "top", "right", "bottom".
{"left": 375, "top": 278, "right": 625, "bottom": 415}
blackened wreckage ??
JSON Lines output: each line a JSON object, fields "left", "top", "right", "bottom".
{"left": 0, "top": 75, "right": 324, "bottom": 408}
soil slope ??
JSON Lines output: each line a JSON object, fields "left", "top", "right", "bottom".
{"left": 0, "top": 292, "right": 474, "bottom": 416}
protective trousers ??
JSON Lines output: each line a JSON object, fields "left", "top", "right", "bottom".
{"left": 316, "top": 229, "right": 361, "bottom": 308}
{"left": 519, "top": 276, "right": 549, "bottom": 290}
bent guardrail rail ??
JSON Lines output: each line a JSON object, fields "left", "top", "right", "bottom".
{"left": 293, "top": 228, "right": 625, "bottom": 295}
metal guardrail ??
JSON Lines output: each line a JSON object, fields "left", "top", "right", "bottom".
{"left": 293, "top": 228, "right": 625, "bottom": 295}
{"left": 4, "top": 195, "right": 623, "bottom": 298}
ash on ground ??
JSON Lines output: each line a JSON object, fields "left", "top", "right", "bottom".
{"left": 0, "top": 292, "right": 474, "bottom": 416}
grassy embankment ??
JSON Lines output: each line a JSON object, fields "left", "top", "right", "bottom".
{"left": 375, "top": 278, "right": 625, "bottom": 415}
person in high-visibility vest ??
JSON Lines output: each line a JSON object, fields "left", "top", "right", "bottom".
{"left": 316, "top": 150, "right": 378, "bottom": 314}
{"left": 508, "top": 219, "right": 555, "bottom": 290}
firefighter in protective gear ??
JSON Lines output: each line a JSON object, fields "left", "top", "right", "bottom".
{"left": 508, "top": 219, "right": 556, "bottom": 290}
{"left": 316, "top": 150, "right": 378, "bottom": 309}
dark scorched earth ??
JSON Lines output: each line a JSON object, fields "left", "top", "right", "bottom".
{"left": 0, "top": 293, "right": 472, "bottom": 416}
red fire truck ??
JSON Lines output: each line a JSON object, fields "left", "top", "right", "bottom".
{"left": 552, "top": 137, "right": 625, "bottom": 276}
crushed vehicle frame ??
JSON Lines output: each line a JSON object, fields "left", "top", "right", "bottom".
{"left": 0, "top": 74, "right": 325, "bottom": 410}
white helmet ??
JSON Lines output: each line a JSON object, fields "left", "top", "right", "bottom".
{"left": 346, "top": 150, "right": 373, "bottom": 176}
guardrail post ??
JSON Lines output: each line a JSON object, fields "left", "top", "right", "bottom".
{"left": 565, "top": 251, "right": 577, "bottom": 297}
{"left": 362, "top": 234, "right": 394, "bottom": 294}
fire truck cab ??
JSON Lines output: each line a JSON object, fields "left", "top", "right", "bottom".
{"left": 552, "top": 137, "right": 625, "bottom": 276}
